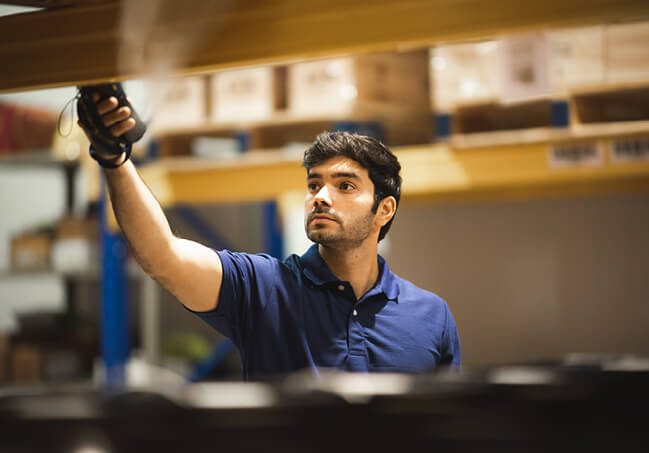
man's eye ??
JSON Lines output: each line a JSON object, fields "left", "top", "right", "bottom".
{"left": 340, "top": 182, "right": 354, "bottom": 191}
{"left": 308, "top": 183, "right": 319, "bottom": 192}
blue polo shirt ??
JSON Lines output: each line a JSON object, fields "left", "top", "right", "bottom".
{"left": 193, "top": 244, "right": 460, "bottom": 380}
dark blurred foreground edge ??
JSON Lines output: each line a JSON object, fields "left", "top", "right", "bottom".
{"left": 1, "top": 360, "right": 648, "bottom": 453}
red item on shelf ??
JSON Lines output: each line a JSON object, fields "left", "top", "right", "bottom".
{"left": 0, "top": 103, "right": 57, "bottom": 153}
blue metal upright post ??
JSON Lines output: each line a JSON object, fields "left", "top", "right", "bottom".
{"left": 99, "top": 174, "right": 130, "bottom": 389}
{"left": 263, "top": 201, "right": 284, "bottom": 259}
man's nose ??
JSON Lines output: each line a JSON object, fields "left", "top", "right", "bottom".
{"left": 314, "top": 185, "right": 332, "bottom": 206}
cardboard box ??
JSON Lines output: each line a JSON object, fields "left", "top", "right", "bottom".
{"left": 150, "top": 75, "right": 207, "bottom": 131}
{"left": 289, "top": 57, "right": 357, "bottom": 116}
{"left": 54, "top": 215, "right": 99, "bottom": 241}
{"left": 10, "top": 232, "right": 51, "bottom": 272}
{"left": 432, "top": 27, "right": 606, "bottom": 108}
{"left": 431, "top": 41, "right": 501, "bottom": 111}
{"left": 11, "top": 343, "right": 42, "bottom": 383}
{"left": 210, "top": 66, "right": 281, "bottom": 122}
{"left": 548, "top": 26, "right": 605, "bottom": 94}
{"left": 289, "top": 50, "right": 430, "bottom": 118}
{"left": 51, "top": 215, "right": 99, "bottom": 274}
{"left": 500, "top": 32, "right": 551, "bottom": 103}
{"left": 605, "top": 21, "right": 649, "bottom": 82}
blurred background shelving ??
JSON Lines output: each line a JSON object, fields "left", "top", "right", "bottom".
{"left": 1, "top": 0, "right": 649, "bottom": 388}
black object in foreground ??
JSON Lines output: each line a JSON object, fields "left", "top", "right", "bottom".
{"left": 77, "top": 82, "right": 146, "bottom": 146}
{"left": 1, "top": 360, "right": 648, "bottom": 453}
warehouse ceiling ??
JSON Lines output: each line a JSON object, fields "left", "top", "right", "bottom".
{"left": 1, "top": 0, "right": 649, "bottom": 93}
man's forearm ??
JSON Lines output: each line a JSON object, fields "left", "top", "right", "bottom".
{"left": 103, "top": 159, "right": 175, "bottom": 278}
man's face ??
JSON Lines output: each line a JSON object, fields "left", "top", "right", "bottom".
{"left": 304, "top": 156, "right": 379, "bottom": 248}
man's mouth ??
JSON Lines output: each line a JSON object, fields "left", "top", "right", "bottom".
{"left": 309, "top": 213, "right": 338, "bottom": 223}
{"left": 312, "top": 215, "right": 334, "bottom": 222}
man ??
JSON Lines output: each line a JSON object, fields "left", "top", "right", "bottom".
{"left": 80, "top": 92, "right": 461, "bottom": 381}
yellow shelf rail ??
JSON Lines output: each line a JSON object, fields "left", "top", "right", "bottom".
{"left": 137, "top": 129, "right": 649, "bottom": 206}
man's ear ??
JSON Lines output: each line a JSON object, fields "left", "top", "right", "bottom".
{"left": 376, "top": 196, "right": 397, "bottom": 227}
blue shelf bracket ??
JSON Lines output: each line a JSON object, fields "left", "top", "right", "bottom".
{"left": 551, "top": 101, "right": 570, "bottom": 128}
{"left": 434, "top": 113, "right": 453, "bottom": 141}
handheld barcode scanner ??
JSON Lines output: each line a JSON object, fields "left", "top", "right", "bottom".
{"left": 77, "top": 82, "right": 147, "bottom": 145}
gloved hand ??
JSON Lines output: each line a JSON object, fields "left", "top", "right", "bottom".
{"left": 77, "top": 83, "right": 145, "bottom": 168}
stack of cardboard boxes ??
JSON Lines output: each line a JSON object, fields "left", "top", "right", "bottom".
{"left": 429, "top": 21, "right": 649, "bottom": 136}
{"left": 151, "top": 49, "right": 433, "bottom": 156}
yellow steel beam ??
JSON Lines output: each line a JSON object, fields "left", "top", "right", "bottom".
{"left": 135, "top": 154, "right": 312, "bottom": 206}
{"left": 138, "top": 133, "right": 649, "bottom": 206}
{"left": 2, "top": 0, "right": 649, "bottom": 93}
{"left": 399, "top": 141, "right": 649, "bottom": 203}
{"left": 141, "top": 153, "right": 307, "bottom": 205}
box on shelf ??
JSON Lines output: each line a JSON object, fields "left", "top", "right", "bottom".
{"left": 548, "top": 26, "right": 605, "bottom": 94}
{"left": 54, "top": 215, "right": 98, "bottom": 241}
{"left": 149, "top": 75, "right": 208, "bottom": 132}
{"left": 289, "top": 50, "right": 430, "bottom": 118}
{"left": 432, "top": 27, "right": 606, "bottom": 111}
{"left": 432, "top": 36, "right": 557, "bottom": 136}
{"left": 0, "top": 103, "right": 57, "bottom": 153}
{"left": 605, "top": 21, "right": 649, "bottom": 83}
{"left": 50, "top": 215, "right": 99, "bottom": 274}
{"left": 288, "top": 50, "right": 431, "bottom": 144}
{"left": 11, "top": 343, "right": 42, "bottom": 383}
{"left": 210, "top": 66, "right": 285, "bottom": 123}
{"left": 431, "top": 40, "right": 501, "bottom": 112}
{"left": 10, "top": 232, "right": 51, "bottom": 272}
{"left": 499, "top": 32, "right": 551, "bottom": 104}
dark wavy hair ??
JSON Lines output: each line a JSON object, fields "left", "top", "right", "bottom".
{"left": 302, "top": 131, "right": 402, "bottom": 242}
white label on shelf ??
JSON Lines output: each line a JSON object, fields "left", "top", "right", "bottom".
{"left": 548, "top": 143, "right": 603, "bottom": 168}
{"left": 610, "top": 137, "right": 649, "bottom": 163}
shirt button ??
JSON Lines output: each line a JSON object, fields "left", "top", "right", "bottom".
{"left": 352, "top": 309, "right": 358, "bottom": 316}
{"left": 337, "top": 284, "right": 345, "bottom": 291}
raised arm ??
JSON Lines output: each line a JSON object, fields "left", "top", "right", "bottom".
{"left": 81, "top": 93, "right": 223, "bottom": 312}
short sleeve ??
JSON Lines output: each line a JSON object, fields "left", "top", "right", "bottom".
{"left": 440, "top": 304, "right": 461, "bottom": 370}
{"left": 190, "top": 249, "right": 280, "bottom": 349}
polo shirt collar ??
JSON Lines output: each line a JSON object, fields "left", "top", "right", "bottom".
{"left": 300, "top": 244, "right": 400, "bottom": 300}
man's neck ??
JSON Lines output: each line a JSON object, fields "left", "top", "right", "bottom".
{"left": 318, "top": 241, "right": 379, "bottom": 300}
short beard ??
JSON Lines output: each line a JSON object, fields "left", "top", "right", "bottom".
{"left": 305, "top": 209, "right": 374, "bottom": 250}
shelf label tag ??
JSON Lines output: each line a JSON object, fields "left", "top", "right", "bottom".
{"left": 548, "top": 142, "right": 603, "bottom": 168}
{"left": 610, "top": 137, "right": 649, "bottom": 163}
